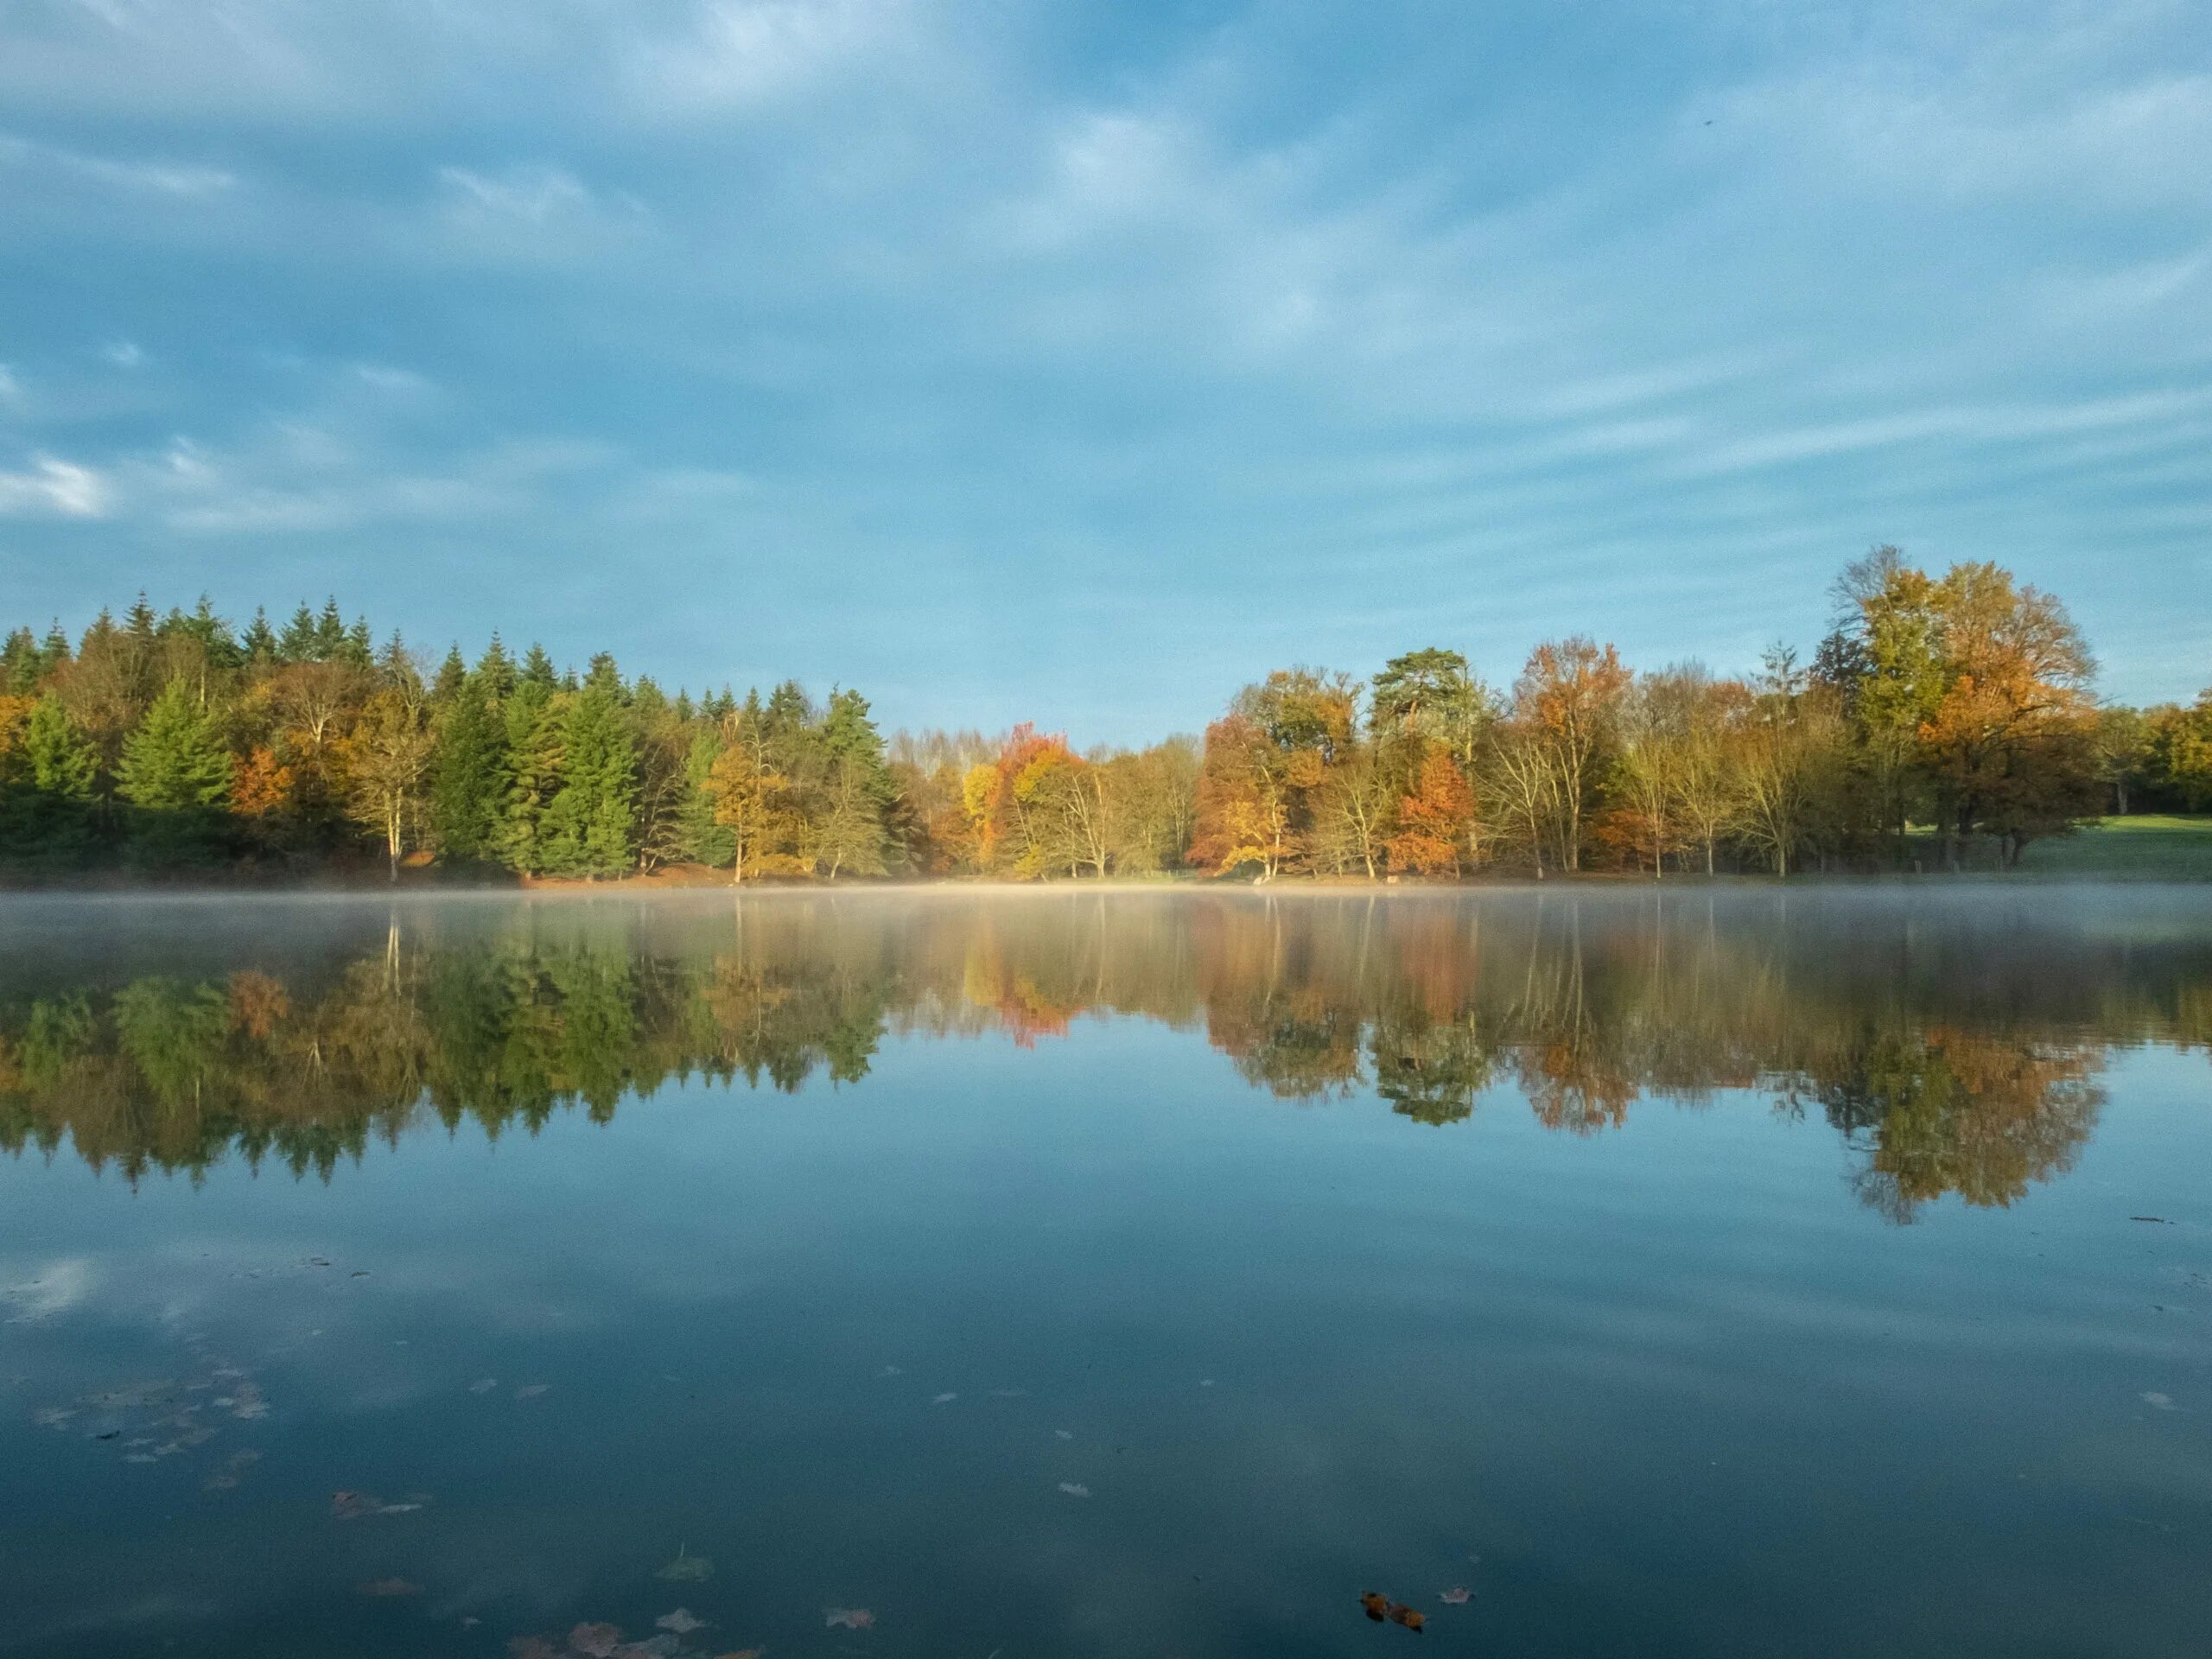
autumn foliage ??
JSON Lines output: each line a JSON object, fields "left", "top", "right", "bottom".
{"left": 0, "top": 551, "right": 2180, "bottom": 882}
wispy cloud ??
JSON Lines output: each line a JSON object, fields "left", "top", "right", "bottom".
{"left": 0, "top": 130, "right": 236, "bottom": 195}
{"left": 0, "top": 454, "right": 109, "bottom": 518}
{"left": 626, "top": 0, "right": 914, "bottom": 111}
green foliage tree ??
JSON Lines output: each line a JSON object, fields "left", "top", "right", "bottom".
{"left": 430, "top": 674, "right": 509, "bottom": 862}
{"left": 540, "top": 668, "right": 638, "bottom": 877}
{"left": 1, "top": 697, "right": 101, "bottom": 865}
{"left": 116, "top": 680, "right": 232, "bottom": 862}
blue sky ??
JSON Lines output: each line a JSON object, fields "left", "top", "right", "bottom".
{"left": 1, "top": 0, "right": 2206, "bottom": 741}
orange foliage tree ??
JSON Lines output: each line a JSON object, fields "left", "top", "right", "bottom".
{"left": 1386, "top": 747, "right": 1474, "bottom": 874}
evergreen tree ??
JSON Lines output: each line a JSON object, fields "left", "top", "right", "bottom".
{"left": 518, "top": 642, "right": 559, "bottom": 691}
{"left": 241, "top": 607, "right": 278, "bottom": 665}
{"left": 40, "top": 623, "right": 73, "bottom": 678}
{"left": 430, "top": 645, "right": 467, "bottom": 709}
{"left": 430, "top": 676, "right": 509, "bottom": 862}
{"left": 116, "top": 680, "right": 232, "bottom": 862}
{"left": 278, "top": 603, "right": 320, "bottom": 662}
{"left": 476, "top": 634, "right": 517, "bottom": 702}
{"left": 313, "top": 601, "right": 348, "bottom": 661}
{"left": 499, "top": 681, "right": 562, "bottom": 875}
{"left": 0, "top": 628, "right": 38, "bottom": 694}
{"left": 540, "top": 675, "right": 637, "bottom": 877}
{"left": 676, "top": 727, "right": 735, "bottom": 866}
{"left": 1, "top": 698, "right": 100, "bottom": 865}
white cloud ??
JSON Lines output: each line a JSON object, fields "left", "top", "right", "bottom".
{"left": 0, "top": 363, "right": 21, "bottom": 402}
{"left": 436, "top": 163, "right": 594, "bottom": 224}
{"left": 101, "top": 339, "right": 144, "bottom": 367}
{"left": 0, "top": 454, "right": 109, "bottom": 518}
{"left": 628, "top": 0, "right": 910, "bottom": 111}
{"left": 0, "top": 130, "right": 236, "bottom": 195}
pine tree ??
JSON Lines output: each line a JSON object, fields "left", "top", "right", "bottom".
{"left": 0, "top": 697, "right": 100, "bottom": 864}
{"left": 476, "top": 635, "right": 518, "bottom": 702}
{"left": 241, "top": 607, "right": 278, "bottom": 665}
{"left": 278, "top": 603, "right": 320, "bottom": 662}
{"left": 117, "top": 680, "right": 232, "bottom": 862}
{"left": 499, "top": 681, "right": 562, "bottom": 876}
{"left": 430, "top": 675, "right": 508, "bottom": 862}
{"left": 676, "top": 727, "right": 734, "bottom": 867}
{"left": 430, "top": 645, "right": 467, "bottom": 709}
{"left": 540, "top": 673, "right": 637, "bottom": 877}
{"left": 519, "top": 642, "right": 559, "bottom": 691}
{"left": 2, "top": 628, "right": 38, "bottom": 693}
{"left": 315, "top": 600, "right": 350, "bottom": 661}
{"left": 816, "top": 688, "right": 893, "bottom": 875}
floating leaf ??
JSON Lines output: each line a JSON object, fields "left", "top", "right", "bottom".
{"left": 931, "top": 1392, "right": 957, "bottom": 1406}
{"left": 1053, "top": 1429, "right": 1073, "bottom": 1440}
{"left": 359, "top": 1579, "right": 424, "bottom": 1598}
{"left": 656, "top": 1611, "right": 706, "bottom": 1635}
{"left": 515, "top": 1384, "right": 551, "bottom": 1401}
{"left": 655, "top": 1547, "right": 714, "bottom": 1583}
{"left": 569, "top": 1622, "right": 625, "bottom": 1657}
{"left": 1359, "top": 1592, "right": 1423, "bottom": 1632}
{"left": 332, "top": 1490, "right": 426, "bottom": 1519}
{"left": 823, "top": 1608, "right": 874, "bottom": 1630}
{"left": 469, "top": 1378, "right": 499, "bottom": 1395}
{"left": 2142, "top": 1391, "right": 2176, "bottom": 1410}
{"left": 1057, "top": 1482, "right": 1091, "bottom": 1498}
{"left": 1438, "top": 1587, "right": 1471, "bottom": 1605}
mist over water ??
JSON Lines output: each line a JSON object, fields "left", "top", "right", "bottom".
{"left": 3, "top": 889, "right": 2209, "bottom": 1656}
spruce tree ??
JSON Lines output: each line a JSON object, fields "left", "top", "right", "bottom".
{"left": 116, "top": 680, "right": 232, "bottom": 862}
{"left": 476, "top": 635, "right": 517, "bottom": 702}
{"left": 499, "top": 681, "right": 561, "bottom": 875}
{"left": 241, "top": 607, "right": 278, "bottom": 665}
{"left": 430, "top": 676, "right": 508, "bottom": 863}
{"left": 677, "top": 727, "right": 734, "bottom": 866}
{"left": 1, "top": 698, "right": 99, "bottom": 865}
{"left": 278, "top": 603, "right": 320, "bottom": 662}
{"left": 540, "top": 672, "right": 637, "bottom": 877}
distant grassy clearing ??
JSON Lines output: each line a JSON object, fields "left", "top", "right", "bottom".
{"left": 2012, "top": 815, "right": 2212, "bottom": 878}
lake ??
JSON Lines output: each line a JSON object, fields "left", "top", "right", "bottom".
{"left": 2, "top": 887, "right": 2208, "bottom": 1658}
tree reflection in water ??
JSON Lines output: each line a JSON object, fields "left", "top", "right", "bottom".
{"left": 3, "top": 890, "right": 2205, "bottom": 1217}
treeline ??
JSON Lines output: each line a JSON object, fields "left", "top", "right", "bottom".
{"left": 1, "top": 551, "right": 2205, "bottom": 881}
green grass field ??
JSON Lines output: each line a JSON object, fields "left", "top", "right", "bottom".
{"left": 2010, "top": 814, "right": 2212, "bottom": 879}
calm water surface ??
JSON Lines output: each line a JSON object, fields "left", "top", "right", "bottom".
{"left": 2, "top": 888, "right": 2208, "bottom": 1658}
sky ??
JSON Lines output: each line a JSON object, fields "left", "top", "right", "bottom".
{"left": 0, "top": 0, "right": 2207, "bottom": 741}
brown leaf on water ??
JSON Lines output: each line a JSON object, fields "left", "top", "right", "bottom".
{"left": 568, "top": 1623, "right": 624, "bottom": 1657}
{"left": 1359, "top": 1592, "right": 1424, "bottom": 1632}
{"left": 656, "top": 1610, "right": 706, "bottom": 1634}
{"left": 823, "top": 1608, "right": 874, "bottom": 1630}
{"left": 359, "top": 1579, "right": 423, "bottom": 1598}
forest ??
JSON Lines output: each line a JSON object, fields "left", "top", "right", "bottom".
{"left": 1, "top": 548, "right": 2207, "bottom": 883}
